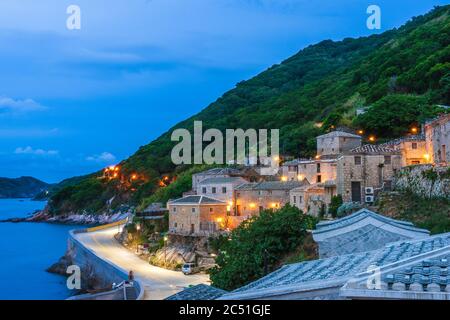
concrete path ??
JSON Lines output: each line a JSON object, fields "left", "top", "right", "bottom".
{"left": 74, "top": 226, "right": 210, "bottom": 300}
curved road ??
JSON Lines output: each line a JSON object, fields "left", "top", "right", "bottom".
{"left": 74, "top": 226, "right": 210, "bottom": 300}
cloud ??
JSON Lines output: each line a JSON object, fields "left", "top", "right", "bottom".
{"left": 14, "top": 146, "right": 59, "bottom": 156}
{"left": 0, "top": 96, "right": 47, "bottom": 115}
{"left": 86, "top": 152, "right": 116, "bottom": 163}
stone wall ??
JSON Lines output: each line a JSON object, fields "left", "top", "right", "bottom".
{"left": 394, "top": 164, "right": 450, "bottom": 199}
{"left": 67, "top": 230, "right": 143, "bottom": 299}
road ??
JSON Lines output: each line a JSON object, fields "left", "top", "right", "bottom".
{"left": 74, "top": 226, "right": 210, "bottom": 300}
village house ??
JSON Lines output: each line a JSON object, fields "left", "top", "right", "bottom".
{"left": 191, "top": 167, "right": 259, "bottom": 191}
{"left": 424, "top": 113, "right": 449, "bottom": 166}
{"left": 196, "top": 176, "right": 248, "bottom": 215}
{"left": 290, "top": 183, "right": 335, "bottom": 217}
{"left": 336, "top": 144, "right": 402, "bottom": 203}
{"left": 233, "top": 181, "right": 305, "bottom": 218}
{"left": 167, "top": 195, "right": 228, "bottom": 236}
{"left": 316, "top": 131, "right": 362, "bottom": 156}
{"left": 381, "top": 135, "right": 428, "bottom": 166}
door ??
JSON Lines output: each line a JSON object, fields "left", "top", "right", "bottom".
{"left": 351, "top": 182, "right": 362, "bottom": 202}
{"left": 190, "top": 224, "right": 195, "bottom": 234}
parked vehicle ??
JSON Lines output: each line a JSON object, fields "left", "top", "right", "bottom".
{"left": 182, "top": 263, "right": 199, "bottom": 275}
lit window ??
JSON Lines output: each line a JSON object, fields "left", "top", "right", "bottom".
{"left": 412, "top": 143, "right": 417, "bottom": 150}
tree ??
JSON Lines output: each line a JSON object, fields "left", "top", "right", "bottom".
{"left": 329, "top": 195, "right": 343, "bottom": 218}
{"left": 210, "top": 205, "right": 317, "bottom": 291}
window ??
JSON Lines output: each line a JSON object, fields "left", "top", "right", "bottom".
{"left": 191, "top": 207, "right": 196, "bottom": 213}
{"left": 384, "top": 156, "right": 391, "bottom": 165}
{"left": 317, "top": 163, "right": 321, "bottom": 173}
{"left": 299, "top": 196, "right": 303, "bottom": 203}
{"left": 174, "top": 223, "right": 177, "bottom": 228}
{"left": 212, "top": 187, "right": 216, "bottom": 194}
{"left": 412, "top": 142, "right": 418, "bottom": 150}
{"left": 317, "top": 175, "right": 322, "bottom": 183}
{"left": 354, "top": 156, "right": 362, "bottom": 165}
{"left": 202, "top": 187, "right": 207, "bottom": 194}
{"left": 209, "top": 207, "right": 213, "bottom": 213}
{"left": 172, "top": 207, "right": 177, "bottom": 213}
{"left": 222, "top": 187, "right": 227, "bottom": 193}
{"left": 293, "top": 196, "right": 296, "bottom": 203}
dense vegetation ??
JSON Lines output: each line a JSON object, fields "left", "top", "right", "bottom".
{"left": 49, "top": 6, "right": 450, "bottom": 214}
{"left": 209, "top": 205, "right": 317, "bottom": 291}
{"left": 0, "top": 176, "right": 50, "bottom": 199}
{"left": 377, "top": 191, "right": 450, "bottom": 234}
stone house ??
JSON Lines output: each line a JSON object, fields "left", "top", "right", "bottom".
{"left": 316, "top": 131, "right": 362, "bottom": 156}
{"left": 312, "top": 208, "right": 429, "bottom": 258}
{"left": 381, "top": 135, "right": 428, "bottom": 166}
{"left": 192, "top": 167, "right": 259, "bottom": 190}
{"left": 233, "top": 181, "right": 305, "bottom": 218}
{"left": 424, "top": 113, "right": 449, "bottom": 166}
{"left": 196, "top": 177, "right": 248, "bottom": 215}
{"left": 290, "top": 182, "right": 336, "bottom": 217}
{"left": 336, "top": 144, "right": 402, "bottom": 203}
{"left": 282, "top": 156, "right": 338, "bottom": 184}
{"left": 167, "top": 195, "right": 228, "bottom": 236}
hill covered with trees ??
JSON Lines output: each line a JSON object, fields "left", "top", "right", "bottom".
{"left": 48, "top": 5, "right": 450, "bottom": 215}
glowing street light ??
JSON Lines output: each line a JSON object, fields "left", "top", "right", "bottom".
{"left": 423, "top": 154, "right": 431, "bottom": 162}
{"left": 281, "top": 176, "right": 288, "bottom": 182}
{"left": 411, "top": 127, "right": 418, "bottom": 134}
{"left": 369, "top": 136, "right": 376, "bottom": 143}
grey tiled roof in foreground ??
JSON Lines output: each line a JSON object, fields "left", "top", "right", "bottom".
{"left": 165, "top": 284, "right": 227, "bottom": 300}
{"left": 313, "top": 209, "right": 429, "bottom": 236}
{"left": 219, "top": 233, "right": 450, "bottom": 300}
{"left": 168, "top": 195, "right": 225, "bottom": 205}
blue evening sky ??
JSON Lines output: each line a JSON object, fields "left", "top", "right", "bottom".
{"left": 0, "top": 0, "right": 446, "bottom": 183}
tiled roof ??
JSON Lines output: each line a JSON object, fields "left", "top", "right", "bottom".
{"left": 220, "top": 233, "right": 450, "bottom": 300}
{"left": 381, "top": 135, "right": 425, "bottom": 147}
{"left": 317, "top": 131, "right": 362, "bottom": 139}
{"left": 198, "top": 177, "right": 247, "bottom": 185}
{"left": 168, "top": 195, "right": 225, "bottom": 205}
{"left": 313, "top": 209, "right": 429, "bottom": 236}
{"left": 165, "top": 284, "right": 227, "bottom": 300}
{"left": 342, "top": 234, "right": 450, "bottom": 299}
{"left": 348, "top": 144, "right": 399, "bottom": 154}
{"left": 235, "top": 181, "right": 305, "bottom": 191}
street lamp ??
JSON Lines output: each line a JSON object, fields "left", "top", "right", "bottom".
{"left": 164, "top": 236, "right": 168, "bottom": 264}
{"left": 136, "top": 224, "right": 141, "bottom": 254}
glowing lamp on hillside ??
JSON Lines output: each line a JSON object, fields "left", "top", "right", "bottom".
{"left": 369, "top": 136, "right": 376, "bottom": 143}
{"left": 164, "top": 176, "right": 169, "bottom": 181}
{"left": 216, "top": 218, "right": 223, "bottom": 223}
{"left": 271, "top": 203, "right": 278, "bottom": 208}
{"left": 131, "top": 174, "right": 138, "bottom": 180}
{"left": 315, "top": 155, "right": 321, "bottom": 160}
{"left": 136, "top": 225, "right": 141, "bottom": 231}
{"left": 411, "top": 127, "right": 418, "bottom": 134}
{"left": 113, "top": 173, "right": 119, "bottom": 178}
{"left": 424, "top": 154, "right": 431, "bottom": 162}
{"left": 163, "top": 236, "right": 168, "bottom": 242}
{"left": 357, "top": 130, "right": 364, "bottom": 135}
{"left": 297, "top": 174, "right": 304, "bottom": 181}
{"left": 249, "top": 203, "right": 256, "bottom": 209}
{"left": 273, "top": 156, "right": 280, "bottom": 163}
{"left": 281, "top": 176, "right": 288, "bottom": 182}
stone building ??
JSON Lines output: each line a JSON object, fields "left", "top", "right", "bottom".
{"left": 312, "top": 208, "right": 429, "bottom": 258}
{"left": 316, "top": 131, "right": 362, "bottom": 156}
{"left": 233, "top": 181, "right": 305, "bottom": 218}
{"left": 196, "top": 177, "right": 247, "bottom": 215}
{"left": 381, "top": 135, "right": 428, "bottom": 166}
{"left": 424, "top": 113, "right": 450, "bottom": 166}
{"left": 192, "top": 167, "right": 259, "bottom": 190}
{"left": 290, "top": 183, "right": 336, "bottom": 217}
{"left": 282, "top": 156, "right": 338, "bottom": 184}
{"left": 167, "top": 195, "right": 228, "bottom": 236}
{"left": 336, "top": 144, "right": 402, "bottom": 203}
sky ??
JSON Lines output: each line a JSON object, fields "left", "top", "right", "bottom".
{"left": 0, "top": 0, "right": 447, "bottom": 183}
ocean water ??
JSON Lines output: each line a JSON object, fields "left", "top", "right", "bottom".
{"left": 0, "top": 199, "right": 79, "bottom": 300}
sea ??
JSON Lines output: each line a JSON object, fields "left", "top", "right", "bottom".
{"left": 0, "top": 198, "right": 80, "bottom": 300}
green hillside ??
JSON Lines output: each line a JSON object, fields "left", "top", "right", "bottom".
{"left": 0, "top": 177, "right": 50, "bottom": 199}
{"left": 48, "top": 5, "right": 450, "bottom": 215}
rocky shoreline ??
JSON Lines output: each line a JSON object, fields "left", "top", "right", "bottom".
{"left": 0, "top": 207, "right": 130, "bottom": 225}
